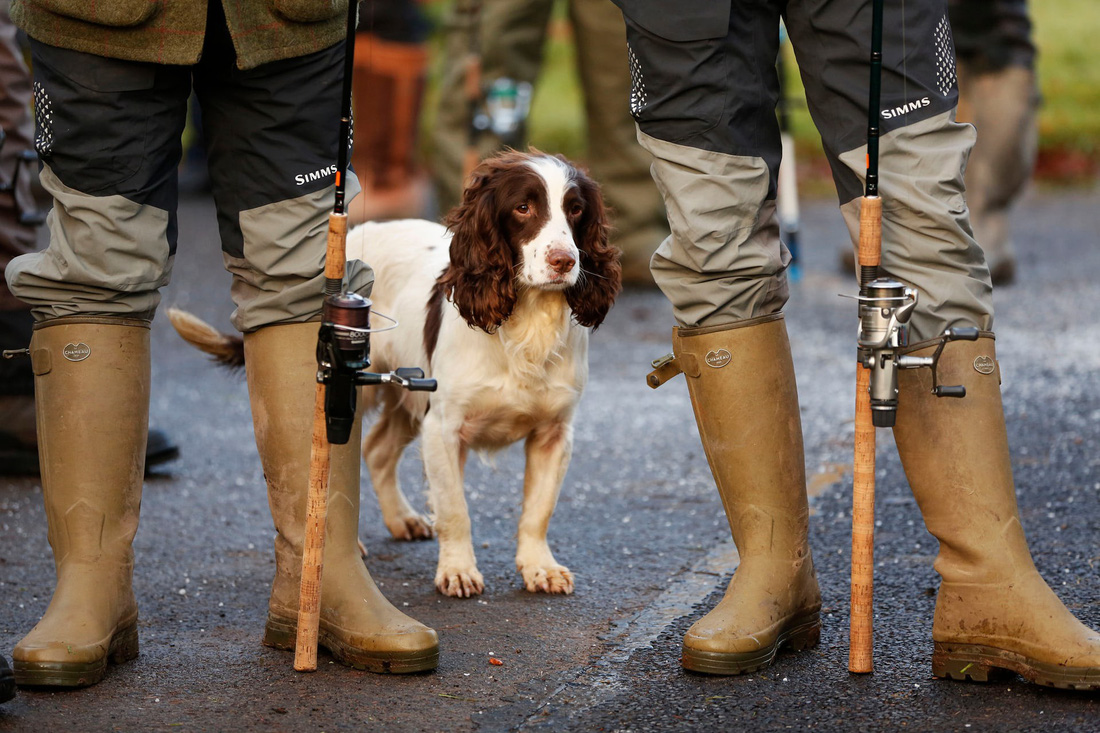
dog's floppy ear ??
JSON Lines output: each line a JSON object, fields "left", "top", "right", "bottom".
{"left": 438, "top": 162, "right": 518, "bottom": 332}
{"left": 567, "top": 168, "right": 621, "bottom": 329}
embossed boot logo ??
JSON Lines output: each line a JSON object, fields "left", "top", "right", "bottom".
{"left": 63, "top": 342, "right": 91, "bottom": 362}
{"left": 705, "top": 349, "right": 732, "bottom": 368}
{"left": 973, "top": 355, "right": 995, "bottom": 375}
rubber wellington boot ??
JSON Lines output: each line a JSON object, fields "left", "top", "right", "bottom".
{"left": 894, "top": 335, "right": 1100, "bottom": 690}
{"left": 244, "top": 323, "right": 439, "bottom": 673}
{"left": 13, "top": 318, "right": 149, "bottom": 687}
{"left": 652, "top": 315, "right": 821, "bottom": 674}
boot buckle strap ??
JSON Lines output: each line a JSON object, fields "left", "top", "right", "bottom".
{"left": 647, "top": 353, "right": 683, "bottom": 388}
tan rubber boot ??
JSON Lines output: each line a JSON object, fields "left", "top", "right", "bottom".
{"left": 894, "top": 335, "right": 1100, "bottom": 690}
{"left": 663, "top": 315, "right": 821, "bottom": 674}
{"left": 244, "top": 323, "right": 439, "bottom": 673}
{"left": 13, "top": 318, "right": 149, "bottom": 687}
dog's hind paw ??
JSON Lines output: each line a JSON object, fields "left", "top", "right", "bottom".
{"left": 520, "top": 564, "right": 575, "bottom": 595}
{"left": 435, "top": 566, "right": 485, "bottom": 598}
{"left": 387, "top": 513, "right": 434, "bottom": 541}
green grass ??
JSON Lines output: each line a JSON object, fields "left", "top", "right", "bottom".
{"left": 1032, "top": 0, "right": 1100, "bottom": 157}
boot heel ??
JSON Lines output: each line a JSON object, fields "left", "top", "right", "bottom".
{"left": 108, "top": 622, "right": 140, "bottom": 664}
{"left": 932, "top": 642, "right": 1013, "bottom": 682}
{"left": 785, "top": 616, "right": 821, "bottom": 652}
{"left": 262, "top": 614, "right": 298, "bottom": 651}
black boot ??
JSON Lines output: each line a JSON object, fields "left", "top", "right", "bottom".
{"left": 0, "top": 654, "right": 14, "bottom": 703}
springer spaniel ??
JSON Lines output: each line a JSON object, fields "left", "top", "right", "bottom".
{"left": 353, "top": 151, "right": 620, "bottom": 597}
{"left": 170, "top": 151, "right": 620, "bottom": 598}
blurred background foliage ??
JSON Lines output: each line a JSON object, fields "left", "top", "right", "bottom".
{"left": 419, "top": 0, "right": 1098, "bottom": 186}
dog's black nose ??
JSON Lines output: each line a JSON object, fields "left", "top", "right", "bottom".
{"left": 548, "top": 249, "right": 576, "bottom": 274}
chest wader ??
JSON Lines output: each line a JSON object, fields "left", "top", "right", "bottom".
{"left": 244, "top": 323, "right": 439, "bottom": 673}
{"left": 12, "top": 319, "right": 149, "bottom": 687}
{"left": 651, "top": 314, "right": 821, "bottom": 674}
{"left": 894, "top": 336, "right": 1100, "bottom": 690}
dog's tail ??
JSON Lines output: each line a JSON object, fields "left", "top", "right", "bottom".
{"left": 166, "top": 307, "right": 245, "bottom": 369}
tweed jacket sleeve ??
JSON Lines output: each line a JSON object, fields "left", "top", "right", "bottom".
{"left": 11, "top": 0, "right": 349, "bottom": 69}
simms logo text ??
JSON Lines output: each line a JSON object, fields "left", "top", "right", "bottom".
{"left": 295, "top": 164, "right": 337, "bottom": 186}
{"left": 881, "top": 97, "right": 930, "bottom": 120}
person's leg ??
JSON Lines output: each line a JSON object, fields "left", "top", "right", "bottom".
{"left": 0, "top": 0, "right": 40, "bottom": 473}
{"left": 195, "top": 10, "right": 437, "bottom": 672}
{"left": 788, "top": 0, "right": 1100, "bottom": 688}
{"left": 622, "top": 0, "right": 820, "bottom": 674}
{"left": 4, "top": 40, "right": 189, "bottom": 687}
{"left": 430, "top": 0, "right": 554, "bottom": 214}
{"left": 568, "top": 0, "right": 668, "bottom": 286}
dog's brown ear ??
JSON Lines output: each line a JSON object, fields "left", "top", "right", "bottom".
{"left": 439, "top": 162, "right": 518, "bottom": 332}
{"left": 567, "top": 170, "right": 621, "bottom": 329}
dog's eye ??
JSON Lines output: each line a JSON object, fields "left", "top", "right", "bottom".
{"left": 516, "top": 203, "right": 530, "bottom": 215}
{"left": 570, "top": 203, "right": 584, "bottom": 217}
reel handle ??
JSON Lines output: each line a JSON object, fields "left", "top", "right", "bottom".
{"left": 933, "top": 385, "right": 967, "bottom": 398}
{"left": 405, "top": 378, "right": 438, "bottom": 392}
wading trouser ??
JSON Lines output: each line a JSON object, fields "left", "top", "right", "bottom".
{"left": 625, "top": 0, "right": 1100, "bottom": 687}
{"left": 4, "top": 5, "right": 381, "bottom": 688}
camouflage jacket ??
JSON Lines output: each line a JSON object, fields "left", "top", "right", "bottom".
{"left": 11, "top": 0, "right": 350, "bottom": 70}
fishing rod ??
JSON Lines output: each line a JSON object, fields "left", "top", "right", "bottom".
{"left": 847, "top": 0, "right": 978, "bottom": 674}
{"left": 295, "top": 0, "right": 436, "bottom": 672}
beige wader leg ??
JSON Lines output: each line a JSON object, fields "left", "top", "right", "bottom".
{"left": 244, "top": 323, "right": 439, "bottom": 673}
{"left": 13, "top": 319, "right": 149, "bottom": 687}
{"left": 653, "top": 315, "right": 821, "bottom": 674}
{"left": 895, "top": 336, "right": 1100, "bottom": 690}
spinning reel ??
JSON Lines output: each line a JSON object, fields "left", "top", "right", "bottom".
{"left": 317, "top": 292, "right": 436, "bottom": 445}
{"left": 853, "top": 278, "right": 979, "bottom": 427}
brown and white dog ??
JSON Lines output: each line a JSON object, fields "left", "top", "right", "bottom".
{"left": 171, "top": 151, "right": 621, "bottom": 597}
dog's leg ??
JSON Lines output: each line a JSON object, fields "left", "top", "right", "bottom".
{"left": 362, "top": 395, "right": 434, "bottom": 540}
{"left": 515, "top": 422, "right": 575, "bottom": 594}
{"left": 422, "top": 417, "right": 483, "bottom": 597}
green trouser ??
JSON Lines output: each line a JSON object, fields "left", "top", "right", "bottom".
{"left": 431, "top": 0, "right": 668, "bottom": 284}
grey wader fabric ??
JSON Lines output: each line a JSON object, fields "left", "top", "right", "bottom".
{"left": 5, "top": 4, "right": 370, "bottom": 330}
{"left": 618, "top": 0, "right": 993, "bottom": 340}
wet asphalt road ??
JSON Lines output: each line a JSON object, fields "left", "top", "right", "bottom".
{"left": 1, "top": 185, "right": 1099, "bottom": 731}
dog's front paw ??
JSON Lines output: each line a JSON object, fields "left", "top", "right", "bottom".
{"left": 435, "top": 565, "right": 485, "bottom": 598}
{"left": 386, "top": 513, "right": 434, "bottom": 541}
{"left": 519, "top": 563, "right": 575, "bottom": 595}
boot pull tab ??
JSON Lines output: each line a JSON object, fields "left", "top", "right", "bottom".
{"left": 647, "top": 353, "right": 682, "bottom": 389}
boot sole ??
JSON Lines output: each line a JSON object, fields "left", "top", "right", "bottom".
{"left": 262, "top": 614, "right": 439, "bottom": 674}
{"left": 13, "top": 621, "right": 139, "bottom": 688}
{"left": 933, "top": 642, "right": 1100, "bottom": 691}
{"left": 682, "top": 612, "right": 821, "bottom": 676}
